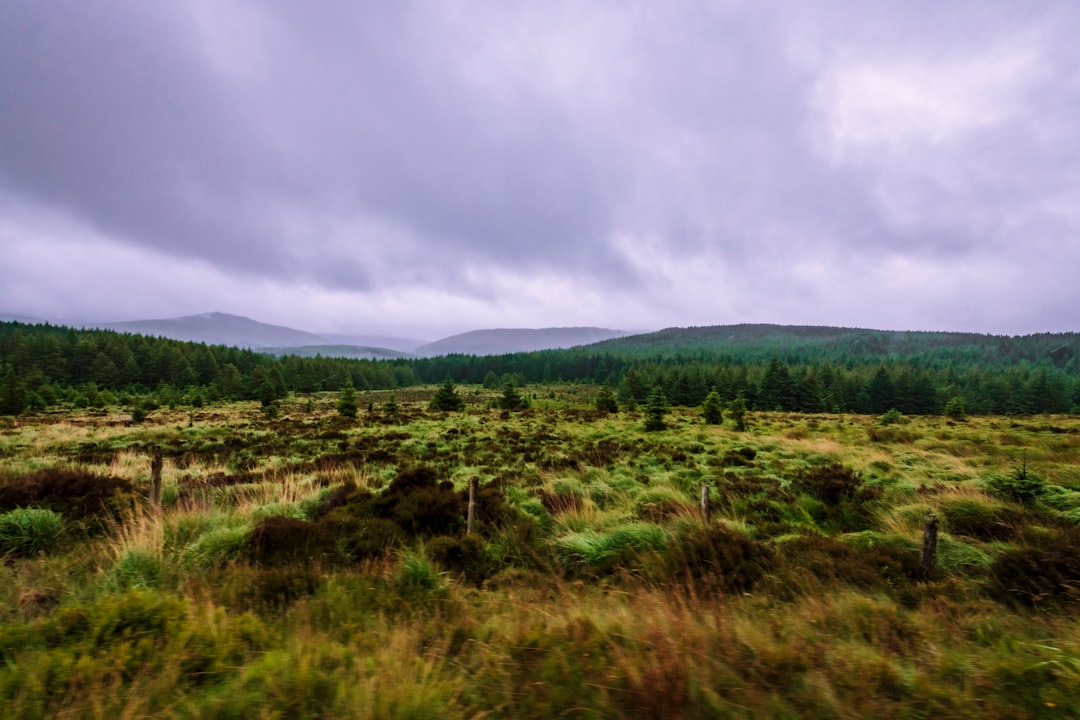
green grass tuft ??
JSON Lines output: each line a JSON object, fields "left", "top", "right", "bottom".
{"left": 0, "top": 507, "right": 64, "bottom": 557}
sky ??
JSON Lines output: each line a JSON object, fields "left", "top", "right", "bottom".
{"left": 2, "top": 1, "right": 1079, "bottom": 340}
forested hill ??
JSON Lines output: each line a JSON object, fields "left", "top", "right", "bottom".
{"left": 1, "top": 320, "right": 1078, "bottom": 417}
{"left": 584, "top": 324, "right": 1079, "bottom": 368}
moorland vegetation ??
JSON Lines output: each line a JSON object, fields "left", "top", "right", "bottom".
{"left": 0, "top": 379, "right": 1078, "bottom": 717}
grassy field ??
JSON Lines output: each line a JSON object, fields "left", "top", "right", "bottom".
{"left": 1, "top": 387, "right": 1078, "bottom": 718}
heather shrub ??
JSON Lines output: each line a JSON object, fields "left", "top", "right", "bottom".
{"left": 794, "top": 463, "right": 868, "bottom": 505}
{"left": 338, "top": 517, "right": 404, "bottom": 559}
{"left": 660, "top": 526, "right": 773, "bottom": 593}
{"left": 990, "top": 530, "right": 1080, "bottom": 607}
{"left": 246, "top": 516, "right": 335, "bottom": 566}
{"left": 0, "top": 469, "right": 136, "bottom": 532}
{"left": 427, "top": 534, "right": 492, "bottom": 584}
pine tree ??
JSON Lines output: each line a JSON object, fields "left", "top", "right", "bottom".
{"left": 728, "top": 393, "right": 748, "bottom": 431}
{"left": 701, "top": 390, "right": 723, "bottom": 425}
{"left": 644, "top": 385, "right": 668, "bottom": 431}
{"left": 429, "top": 379, "right": 465, "bottom": 412}
{"left": 0, "top": 367, "right": 28, "bottom": 416}
{"left": 337, "top": 381, "right": 358, "bottom": 418}
{"left": 498, "top": 382, "right": 528, "bottom": 411}
{"left": 595, "top": 384, "right": 618, "bottom": 414}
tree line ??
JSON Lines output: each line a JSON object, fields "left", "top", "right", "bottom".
{"left": 1, "top": 321, "right": 1077, "bottom": 416}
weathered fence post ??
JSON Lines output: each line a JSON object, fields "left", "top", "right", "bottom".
{"left": 700, "top": 484, "right": 710, "bottom": 525}
{"left": 467, "top": 476, "right": 478, "bottom": 535}
{"left": 150, "top": 447, "right": 164, "bottom": 508}
{"left": 921, "top": 511, "right": 939, "bottom": 575}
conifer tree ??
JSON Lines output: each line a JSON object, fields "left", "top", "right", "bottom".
{"left": 701, "top": 390, "right": 723, "bottom": 425}
{"left": 498, "top": 382, "right": 528, "bottom": 411}
{"left": 430, "top": 379, "right": 465, "bottom": 412}
{"left": 728, "top": 393, "right": 748, "bottom": 431}
{"left": 337, "top": 380, "right": 358, "bottom": 418}
{"left": 595, "top": 384, "right": 618, "bottom": 414}
{"left": 644, "top": 385, "right": 668, "bottom": 431}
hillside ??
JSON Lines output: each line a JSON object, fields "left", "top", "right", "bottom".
{"left": 259, "top": 344, "right": 413, "bottom": 361}
{"left": 585, "top": 323, "right": 1079, "bottom": 367}
{"left": 95, "top": 312, "right": 324, "bottom": 349}
{"left": 417, "top": 327, "right": 631, "bottom": 356}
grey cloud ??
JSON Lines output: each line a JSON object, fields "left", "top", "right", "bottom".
{"left": 1, "top": 0, "right": 1079, "bottom": 333}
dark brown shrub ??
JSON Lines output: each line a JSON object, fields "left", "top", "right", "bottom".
{"left": 246, "top": 516, "right": 335, "bottom": 566}
{"left": 207, "top": 566, "right": 321, "bottom": 611}
{"left": 662, "top": 526, "right": 773, "bottom": 594}
{"left": 991, "top": 530, "right": 1080, "bottom": 607}
{"left": 0, "top": 469, "right": 137, "bottom": 531}
{"left": 427, "top": 534, "right": 491, "bottom": 584}
{"left": 774, "top": 534, "right": 927, "bottom": 604}
{"left": 794, "top": 463, "right": 869, "bottom": 505}
{"left": 720, "top": 446, "right": 757, "bottom": 466}
{"left": 340, "top": 517, "right": 404, "bottom": 559}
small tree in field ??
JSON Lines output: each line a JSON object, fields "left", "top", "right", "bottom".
{"left": 337, "top": 381, "right": 358, "bottom": 418}
{"left": 644, "top": 385, "right": 669, "bottom": 432}
{"left": 702, "top": 390, "right": 724, "bottom": 425}
{"left": 728, "top": 394, "right": 748, "bottom": 431}
{"left": 944, "top": 396, "right": 966, "bottom": 421}
{"left": 595, "top": 385, "right": 618, "bottom": 414}
{"left": 430, "top": 379, "right": 465, "bottom": 412}
{"left": 498, "top": 382, "right": 529, "bottom": 411}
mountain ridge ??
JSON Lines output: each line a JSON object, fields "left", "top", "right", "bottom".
{"left": 415, "top": 327, "right": 632, "bottom": 356}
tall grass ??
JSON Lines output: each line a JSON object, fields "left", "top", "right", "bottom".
{"left": 0, "top": 508, "right": 64, "bottom": 557}
{"left": 1, "top": 397, "right": 1079, "bottom": 716}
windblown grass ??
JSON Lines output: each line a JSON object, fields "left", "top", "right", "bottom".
{"left": 0, "top": 396, "right": 1078, "bottom": 716}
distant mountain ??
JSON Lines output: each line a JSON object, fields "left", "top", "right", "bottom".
{"left": 417, "top": 327, "right": 632, "bottom": 356}
{"left": 95, "top": 312, "right": 324, "bottom": 349}
{"left": 318, "top": 333, "right": 429, "bottom": 354}
{"left": 259, "top": 344, "right": 413, "bottom": 360}
{"left": 0, "top": 312, "right": 47, "bottom": 324}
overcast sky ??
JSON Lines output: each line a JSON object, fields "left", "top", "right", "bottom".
{"left": 2, "top": 1, "right": 1078, "bottom": 339}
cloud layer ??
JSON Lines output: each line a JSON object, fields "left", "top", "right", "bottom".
{"left": 3, "top": 1, "right": 1078, "bottom": 337}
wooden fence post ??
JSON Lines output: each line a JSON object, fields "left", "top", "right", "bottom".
{"left": 467, "top": 476, "right": 478, "bottom": 535}
{"left": 921, "top": 511, "right": 939, "bottom": 575}
{"left": 150, "top": 447, "right": 163, "bottom": 508}
{"left": 700, "top": 484, "right": 710, "bottom": 525}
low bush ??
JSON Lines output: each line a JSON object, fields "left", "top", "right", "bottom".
{"left": 660, "top": 526, "right": 773, "bottom": 593}
{"left": 207, "top": 566, "right": 323, "bottom": 611}
{"left": 0, "top": 469, "right": 137, "bottom": 532}
{"left": 246, "top": 516, "right": 335, "bottom": 566}
{"left": 794, "top": 463, "right": 873, "bottom": 505}
{"left": 338, "top": 517, "right": 404, "bottom": 559}
{"left": 427, "top": 534, "right": 492, "bottom": 584}
{"left": 990, "top": 530, "right": 1080, "bottom": 607}
{"left": 986, "top": 466, "right": 1047, "bottom": 505}
{"left": 0, "top": 507, "right": 64, "bottom": 557}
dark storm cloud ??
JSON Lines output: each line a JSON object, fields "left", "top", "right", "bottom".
{"left": 1, "top": 0, "right": 1079, "bottom": 333}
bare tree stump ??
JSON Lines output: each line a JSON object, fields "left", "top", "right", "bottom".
{"left": 467, "top": 476, "right": 478, "bottom": 535}
{"left": 921, "top": 511, "right": 939, "bottom": 575}
{"left": 701, "top": 484, "right": 710, "bottom": 524}
{"left": 150, "top": 447, "right": 164, "bottom": 508}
